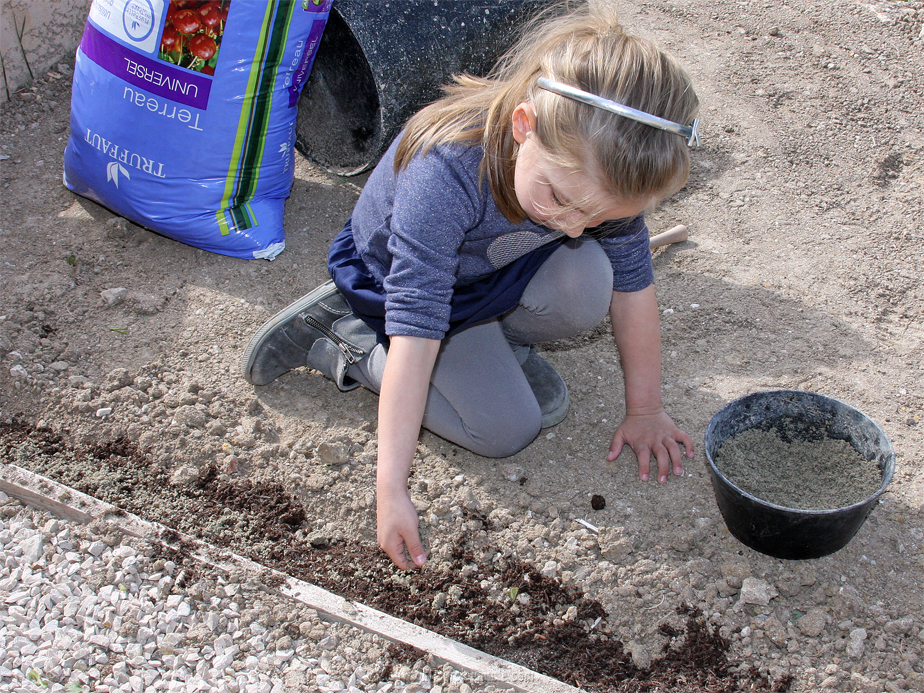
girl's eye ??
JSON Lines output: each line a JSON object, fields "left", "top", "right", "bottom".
{"left": 550, "top": 189, "right": 565, "bottom": 207}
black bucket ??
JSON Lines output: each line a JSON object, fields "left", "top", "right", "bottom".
{"left": 704, "top": 390, "right": 895, "bottom": 560}
{"left": 295, "top": 0, "right": 558, "bottom": 175}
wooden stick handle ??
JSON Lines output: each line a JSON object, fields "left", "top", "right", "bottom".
{"left": 649, "top": 224, "right": 689, "bottom": 249}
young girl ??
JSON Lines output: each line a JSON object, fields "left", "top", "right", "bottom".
{"left": 242, "top": 2, "right": 699, "bottom": 570}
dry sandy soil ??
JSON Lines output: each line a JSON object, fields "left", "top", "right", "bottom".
{"left": 1, "top": 1, "right": 923, "bottom": 691}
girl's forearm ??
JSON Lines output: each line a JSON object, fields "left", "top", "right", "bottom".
{"left": 609, "top": 285, "right": 664, "bottom": 415}
{"left": 375, "top": 335, "right": 441, "bottom": 491}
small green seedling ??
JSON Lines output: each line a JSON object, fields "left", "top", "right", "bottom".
{"left": 27, "top": 669, "right": 48, "bottom": 688}
{"left": 65, "top": 682, "right": 88, "bottom": 693}
{"left": 66, "top": 254, "right": 76, "bottom": 266}
{"left": 507, "top": 586, "right": 519, "bottom": 601}
{"left": 1, "top": 52, "right": 11, "bottom": 102}
{"left": 14, "top": 14, "right": 34, "bottom": 82}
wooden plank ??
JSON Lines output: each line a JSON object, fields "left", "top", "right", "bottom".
{"left": 0, "top": 470, "right": 94, "bottom": 524}
{"left": 0, "top": 463, "right": 584, "bottom": 693}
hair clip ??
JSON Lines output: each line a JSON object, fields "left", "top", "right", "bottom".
{"left": 537, "top": 77, "right": 700, "bottom": 147}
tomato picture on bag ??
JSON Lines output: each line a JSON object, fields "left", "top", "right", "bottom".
{"left": 159, "top": 0, "right": 230, "bottom": 75}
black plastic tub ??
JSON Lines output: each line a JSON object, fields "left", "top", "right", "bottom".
{"left": 704, "top": 390, "right": 895, "bottom": 560}
{"left": 295, "top": 0, "right": 559, "bottom": 175}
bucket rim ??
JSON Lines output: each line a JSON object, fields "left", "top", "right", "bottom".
{"left": 704, "top": 389, "right": 896, "bottom": 516}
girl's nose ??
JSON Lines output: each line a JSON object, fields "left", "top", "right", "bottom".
{"left": 555, "top": 211, "right": 587, "bottom": 237}
{"left": 561, "top": 219, "right": 587, "bottom": 237}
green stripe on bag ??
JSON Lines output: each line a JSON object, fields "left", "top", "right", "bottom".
{"left": 217, "top": 202, "right": 257, "bottom": 235}
{"left": 218, "top": 2, "right": 279, "bottom": 222}
{"left": 235, "top": 1, "right": 297, "bottom": 203}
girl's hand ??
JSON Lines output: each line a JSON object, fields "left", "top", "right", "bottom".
{"left": 377, "top": 484, "right": 427, "bottom": 570}
{"left": 607, "top": 409, "right": 694, "bottom": 483}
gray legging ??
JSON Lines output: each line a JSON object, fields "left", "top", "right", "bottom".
{"left": 347, "top": 239, "right": 613, "bottom": 457}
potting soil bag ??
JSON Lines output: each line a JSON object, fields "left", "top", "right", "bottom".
{"left": 63, "top": 0, "right": 333, "bottom": 260}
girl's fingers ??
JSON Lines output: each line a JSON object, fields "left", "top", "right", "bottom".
{"left": 635, "top": 445, "right": 653, "bottom": 481}
{"left": 672, "top": 431, "right": 694, "bottom": 475}
{"left": 384, "top": 540, "right": 409, "bottom": 570}
{"left": 607, "top": 428, "right": 626, "bottom": 462}
{"left": 382, "top": 532, "right": 426, "bottom": 570}
{"left": 655, "top": 445, "right": 672, "bottom": 484}
{"left": 666, "top": 437, "right": 685, "bottom": 477}
{"left": 677, "top": 429, "right": 696, "bottom": 458}
{"left": 655, "top": 437, "right": 686, "bottom": 482}
{"left": 611, "top": 422, "right": 693, "bottom": 483}
{"left": 405, "top": 538, "right": 427, "bottom": 567}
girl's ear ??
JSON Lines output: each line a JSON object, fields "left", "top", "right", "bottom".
{"left": 511, "top": 102, "right": 538, "bottom": 145}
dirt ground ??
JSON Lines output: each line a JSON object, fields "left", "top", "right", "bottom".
{"left": 1, "top": 1, "right": 923, "bottom": 691}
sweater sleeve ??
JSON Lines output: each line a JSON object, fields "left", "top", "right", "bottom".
{"left": 383, "top": 147, "right": 483, "bottom": 340}
{"left": 598, "top": 215, "right": 655, "bottom": 292}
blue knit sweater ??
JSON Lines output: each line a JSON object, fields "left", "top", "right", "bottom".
{"left": 347, "top": 136, "right": 654, "bottom": 340}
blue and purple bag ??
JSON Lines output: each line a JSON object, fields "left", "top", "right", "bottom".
{"left": 64, "top": 0, "right": 332, "bottom": 259}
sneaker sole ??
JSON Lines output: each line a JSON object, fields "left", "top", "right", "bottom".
{"left": 541, "top": 387, "right": 569, "bottom": 428}
{"left": 542, "top": 393, "right": 571, "bottom": 429}
{"left": 240, "top": 280, "right": 341, "bottom": 385}
{"left": 518, "top": 347, "right": 570, "bottom": 429}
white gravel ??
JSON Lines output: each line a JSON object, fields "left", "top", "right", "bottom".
{"left": 0, "top": 491, "right": 506, "bottom": 693}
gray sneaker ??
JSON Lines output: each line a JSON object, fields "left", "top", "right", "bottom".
{"left": 518, "top": 346, "right": 569, "bottom": 428}
{"left": 241, "top": 280, "right": 377, "bottom": 389}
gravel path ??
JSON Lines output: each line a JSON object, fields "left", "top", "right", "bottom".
{"left": 0, "top": 491, "right": 504, "bottom": 693}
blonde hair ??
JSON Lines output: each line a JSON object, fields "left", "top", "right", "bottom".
{"left": 394, "top": 1, "right": 700, "bottom": 223}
